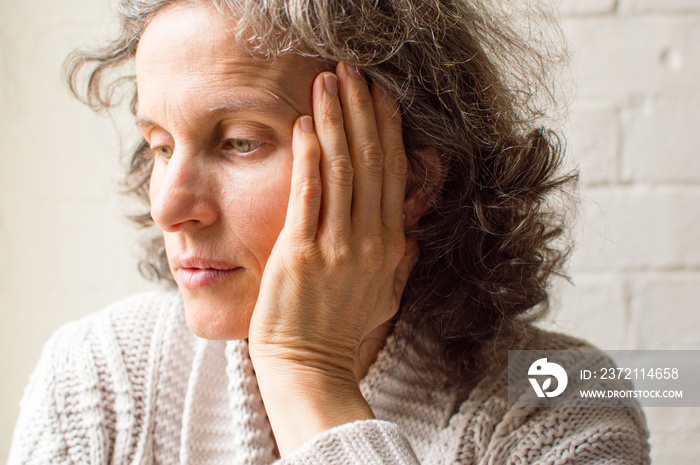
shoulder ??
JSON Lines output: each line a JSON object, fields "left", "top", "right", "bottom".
{"left": 35, "top": 288, "right": 188, "bottom": 395}
{"left": 46, "top": 289, "right": 184, "bottom": 355}
{"left": 10, "top": 289, "right": 188, "bottom": 464}
{"left": 516, "top": 326, "right": 595, "bottom": 351}
{"left": 453, "top": 328, "right": 651, "bottom": 464}
{"left": 41, "top": 288, "right": 190, "bottom": 401}
{"left": 61, "top": 288, "right": 183, "bottom": 334}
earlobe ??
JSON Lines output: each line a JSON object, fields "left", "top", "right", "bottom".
{"left": 403, "top": 147, "right": 446, "bottom": 227}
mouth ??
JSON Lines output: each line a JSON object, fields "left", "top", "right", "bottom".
{"left": 172, "top": 257, "right": 241, "bottom": 290}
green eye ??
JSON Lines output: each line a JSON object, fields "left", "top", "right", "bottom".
{"left": 224, "top": 138, "right": 262, "bottom": 154}
{"left": 153, "top": 145, "right": 173, "bottom": 160}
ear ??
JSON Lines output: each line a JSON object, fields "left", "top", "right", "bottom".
{"left": 403, "top": 147, "right": 446, "bottom": 227}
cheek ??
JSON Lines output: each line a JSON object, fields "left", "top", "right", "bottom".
{"left": 223, "top": 159, "right": 293, "bottom": 267}
{"left": 148, "top": 159, "right": 165, "bottom": 205}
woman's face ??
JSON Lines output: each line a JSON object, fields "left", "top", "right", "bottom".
{"left": 136, "top": 3, "right": 324, "bottom": 340}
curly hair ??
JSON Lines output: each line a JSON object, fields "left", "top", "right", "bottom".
{"left": 65, "top": 0, "right": 577, "bottom": 386}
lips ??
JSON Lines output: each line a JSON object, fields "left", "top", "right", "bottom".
{"left": 172, "top": 256, "right": 240, "bottom": 289}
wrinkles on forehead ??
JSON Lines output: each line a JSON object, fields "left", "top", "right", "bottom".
{"left": 134, "top": 2, "right": 324, "bottom": 133}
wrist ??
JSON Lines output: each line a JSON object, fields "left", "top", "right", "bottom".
{"left": 251, "top": 357, "right": 374, "bottom": 457}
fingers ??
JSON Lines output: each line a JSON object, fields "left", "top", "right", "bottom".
{"left": 371, "top": 83, "right": 407, "bottom": 230}
{"left": 286, "top": 115, "right": 322, "bottom": 242}
{"left": 336, "top": 63, "right": 384, "bottom": 230}
{"left": 312, "top": 63, "right": 407, "bottom": 244}
{"left": 313, "top": 72, "right": 353, "bottom": 239}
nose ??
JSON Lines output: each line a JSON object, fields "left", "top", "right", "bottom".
{"left": 149, "top": 149, "right": 218, "bottom": 233}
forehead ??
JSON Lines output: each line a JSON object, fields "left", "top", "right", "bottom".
{"left": 135, "top": 3, "right": 325, "bottom": 122}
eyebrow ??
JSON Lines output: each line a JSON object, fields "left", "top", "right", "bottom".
{"left": 135, "top": 94, "right": 299, "bottom": 131}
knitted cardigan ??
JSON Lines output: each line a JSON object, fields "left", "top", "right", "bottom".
{"left": 8, "top": 290, "right": 650, "bottom": 464}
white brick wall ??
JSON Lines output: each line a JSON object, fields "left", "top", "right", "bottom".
{"left": 1, "top": 0, "right": 698, "bottom": 463}
{"left": 570, "top": 187, "right": 700, "bottom": 270}
{"left": 619, "top": 0, "right": 700, "bottom": 14}
{"left": 558, "top": 0, "right": 616, "bottom": 16}
{"left": 621, "top": 92, "right": 700, "bottom": 184}
{"left": 547, "top": 2, "right": 700, "bottom": 464}
{"left": 566, "top": 104, "right": 619, "bottom": 185}
{"left": 627, "top": 273, "right": 700, "bottom": 349}
{"left": 562, "top": 16, "right": 700, "bottom": 102}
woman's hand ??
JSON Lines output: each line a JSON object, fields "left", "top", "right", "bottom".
{"left": 247, "top": 62, "right": 418, "bottom": 456}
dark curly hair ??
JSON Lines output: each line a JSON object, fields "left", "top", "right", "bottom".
{"left": 65, "top": 0, "right": 577, "bottom": 386}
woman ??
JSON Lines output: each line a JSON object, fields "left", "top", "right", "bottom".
{"left": 9, "top": 0, "right": 650, "bottom": 463}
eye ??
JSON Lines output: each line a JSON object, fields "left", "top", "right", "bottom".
{"left": 152, "top": 145, "right": 174, "bottom": 160}
{"left": 222, "top": 138, "right": 263, "bottom": 154}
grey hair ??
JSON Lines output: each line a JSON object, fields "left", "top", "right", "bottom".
{"left": 65, "top": 0, "right": 576, "bottom": 385}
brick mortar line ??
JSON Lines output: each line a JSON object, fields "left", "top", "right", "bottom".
{"left": 616, "top": 10, "right": 700, "bottom": 16}
{"left": 624, "top": 271, "right": 700, "bottom": 276}
{"left": 621, "top": 273, "right": 632, "bottom": 344}
{"left": 571, "top": 272, "right": 700, "bottom": 279}
{"left": 562, "top": 12, "right": 700, "bottom": 19}
{"left": 580, "top": 183, "right": 700, "bottom": 189}
{"left": 560, "top": 13, "right": 617, "bottom": 19}
{"left": 574, "top": 267, "right": 700, "bottom": 273}
{"left": 613, "top": 106, "right": 623, "bottom": 184}
{"left": 573, "top": 269, "right": 700, "bottom": 275}
{"left": 581, "top": 184, "right": 700, "bottom": 190}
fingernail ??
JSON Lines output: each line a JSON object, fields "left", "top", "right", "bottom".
{"left": 300, "top": 115, "right": 315, "bottom": 134}
{"left": 345, "top": 63, "right": 363, "bottom": 79}
{"left": 323, "top": 73, "right": 338, "bottom": 97}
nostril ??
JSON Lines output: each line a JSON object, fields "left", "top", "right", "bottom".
{"left": 159, "top": 221, "right": 189, "bottom": 234}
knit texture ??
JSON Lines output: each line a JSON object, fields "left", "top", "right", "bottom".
{"left": 8, "top": 290, "right": 650, "bottom": 464}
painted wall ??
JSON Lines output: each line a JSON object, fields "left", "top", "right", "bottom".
{"left": 550, "top": 1, "right": 700, "bottom": 460}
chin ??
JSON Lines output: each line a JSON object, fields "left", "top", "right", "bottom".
{"left": 181, "top": 291, "right": 256, "bottom": 341}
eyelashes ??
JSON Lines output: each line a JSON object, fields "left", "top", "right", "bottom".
{"left": 221, "top": 138, "right": 264, "bottom": 154}
{"left": 148, "top": 138, "right": 265, "bottom": 162}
